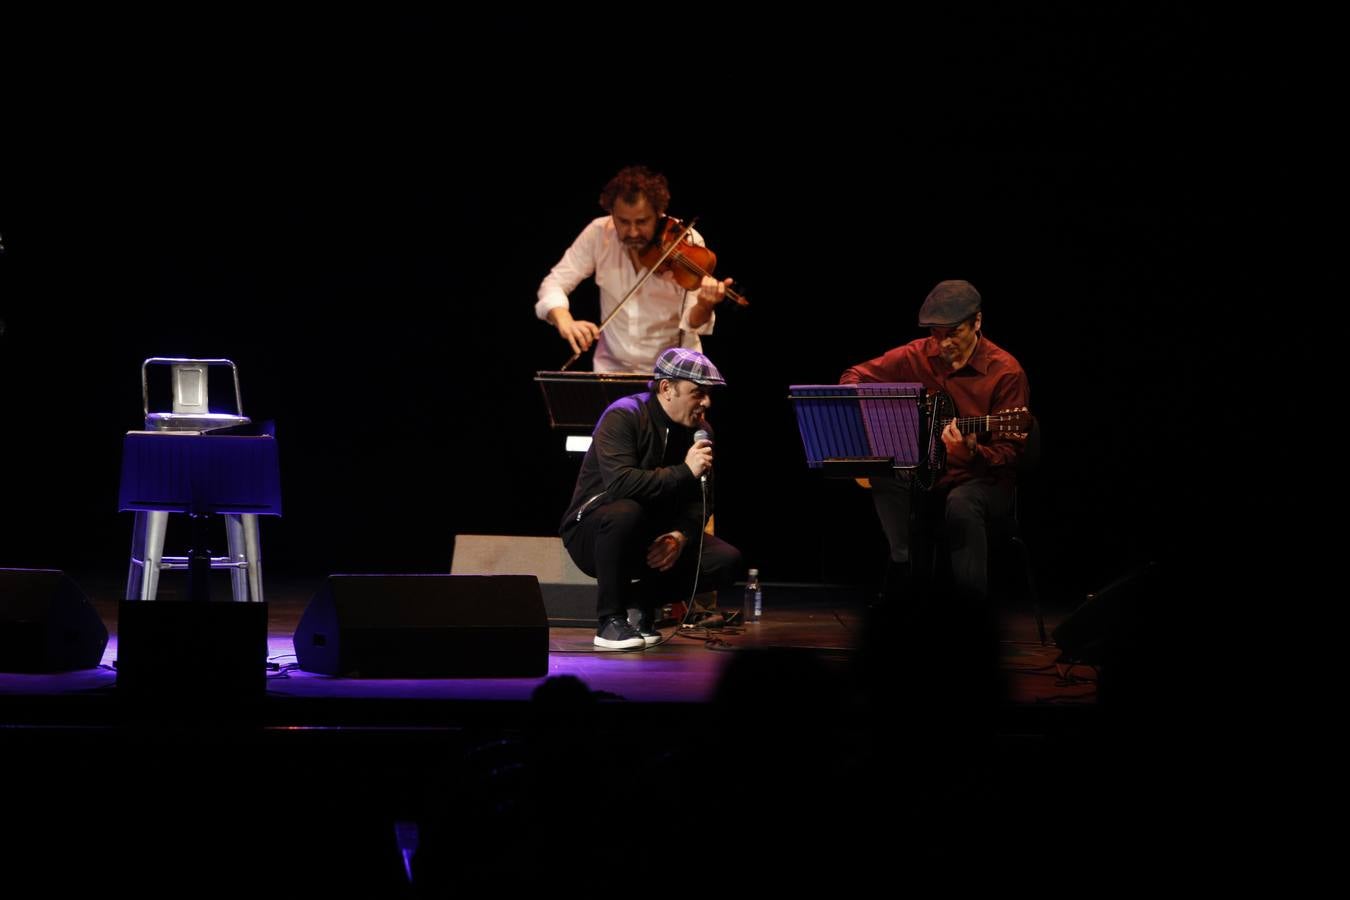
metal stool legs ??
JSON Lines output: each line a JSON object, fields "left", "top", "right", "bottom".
{"left": 226, "top": 513, "right": 265, "bottom": 604}
{"left": 124, "top": 510, "right": 263, "bottom": 602}
{"left": 126, "top": 510, "right": 170, "bottom": 601}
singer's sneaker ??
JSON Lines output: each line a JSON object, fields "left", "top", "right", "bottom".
{"left": 594, "top": 615, "right": 645, "bottom": 650}
{"left": 627, "top": 608, "right": 663, "bottom": 646}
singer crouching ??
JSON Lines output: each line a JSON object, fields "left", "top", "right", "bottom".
{"left": 560, "top": 347, "right": 743, "bottom": 649}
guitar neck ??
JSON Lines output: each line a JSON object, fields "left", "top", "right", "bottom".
{"left": 954, "top": 414, "right": 997, "bottom": 433}
{"left": 952, "top": 413, "right": 1025, "bottom": 434}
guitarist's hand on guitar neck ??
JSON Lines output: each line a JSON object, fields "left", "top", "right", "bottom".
{"left": 937, "top": 406, "right": 1031, "bottom": 461}
{"left": 941, "top": 419, "right": 980, "bottom": 458}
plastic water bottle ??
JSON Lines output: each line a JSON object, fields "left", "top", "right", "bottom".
{"left": 743, "top": 568, "right": 762, "bottom": 624}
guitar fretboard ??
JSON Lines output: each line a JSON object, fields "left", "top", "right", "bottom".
{"left": 948, "top": 413, "right": 1027, "bottom": 434}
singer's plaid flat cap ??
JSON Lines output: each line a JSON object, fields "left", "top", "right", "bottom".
{"left": 652, "top": 347, "right": 726, "bottom": 386}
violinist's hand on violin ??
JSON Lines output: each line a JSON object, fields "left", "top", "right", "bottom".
{"left": 548, "top": 308, "right": 600, "bottom": 355}
{"left": 696, "top": 276, "right": 733, "bottom": 306}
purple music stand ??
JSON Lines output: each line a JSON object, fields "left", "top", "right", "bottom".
{"left": 789, "top": 383, "right": 925, "bottom": 478}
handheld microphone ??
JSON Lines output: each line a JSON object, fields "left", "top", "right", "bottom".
{"left": 693, "top": 426, "right": 711, "bottom": 483}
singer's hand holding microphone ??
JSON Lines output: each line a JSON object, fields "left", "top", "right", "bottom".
{"left": 687, "top": 427, "right": 713, "bottom": 482}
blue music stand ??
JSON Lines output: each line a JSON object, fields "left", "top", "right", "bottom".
{"left": 789, "top": 383, "right": 925, "bottom": 478}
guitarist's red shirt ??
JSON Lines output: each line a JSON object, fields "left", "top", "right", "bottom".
{"left": 840, "top": 333, "right": 1030, "bottom": 488}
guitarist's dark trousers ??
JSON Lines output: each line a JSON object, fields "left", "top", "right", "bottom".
{"left": 872, "top": 475, "right": 1014, "bottom": 607}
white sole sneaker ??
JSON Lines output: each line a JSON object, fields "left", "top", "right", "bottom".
{"left": 594, "top": 634, "right": 645, "bottom": 650}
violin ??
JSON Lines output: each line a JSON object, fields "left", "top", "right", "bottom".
{"left": 635, "top": 217, "right": 749, "bottom": 307}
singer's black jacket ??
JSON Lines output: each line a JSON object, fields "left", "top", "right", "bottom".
{"left": 559, "top": 391, "right": 713, "bottom": 543}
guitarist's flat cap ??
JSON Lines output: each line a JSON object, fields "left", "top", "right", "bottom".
{"left": 918, "top": 280, "right": 982, "bottom": 327}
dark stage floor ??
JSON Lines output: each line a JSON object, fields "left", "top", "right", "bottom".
{"left": 0, "top": 571, "right": 1094, "bottom": 714}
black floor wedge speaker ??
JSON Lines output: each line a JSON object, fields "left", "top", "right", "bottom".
{"left": 0, "top": 569, "right": 109, "bottom": 672}
{"left": 294, "top": 574, "right": 548, "bottom": 677}
{"left": 1052, "top": 560, "right": 1158, "bottom": 665}
{"left": 116, "top": 599, "right": 268, "bottom": 698}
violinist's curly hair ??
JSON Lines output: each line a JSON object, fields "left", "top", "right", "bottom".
{"left": 599, "top": 166, "right": 670, "bottom": 215}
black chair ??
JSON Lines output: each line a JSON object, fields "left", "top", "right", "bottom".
{"left": 992, "top": 415, "right": 1045, "bottom": 644}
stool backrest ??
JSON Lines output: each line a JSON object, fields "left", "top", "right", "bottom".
{"left": 141, "top": 358, "right": 249, "bottom": 432}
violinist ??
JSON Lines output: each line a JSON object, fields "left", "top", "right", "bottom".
{"left": 535, "top": 165, "right": 734, "bottom": 373}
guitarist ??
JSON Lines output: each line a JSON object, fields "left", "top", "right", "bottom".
{"left": 840, "top": 280, "right": 1030, "bottom": 609}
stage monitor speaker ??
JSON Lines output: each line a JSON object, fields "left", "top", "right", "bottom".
{"left": 0, "top": 568, "right": 109, "bottom": 672}
{"left": 116, "top": 599, "right": 268, "bottom": 697}
{"left": 1053, "top": 560, "right": 1158, "bottom": 665}
{"left": 451, "top": 535, "right": 596, "bottom": 627}
{"left": 294, "top": 574, "right": 548, "bottom": 677}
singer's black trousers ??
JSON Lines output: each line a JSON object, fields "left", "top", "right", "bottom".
{"left": 563, "top": 499, "right": 742, "bottom": 624}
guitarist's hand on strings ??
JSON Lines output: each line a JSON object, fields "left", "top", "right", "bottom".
{"left": 941, "top": 418, "right": 979, "bottom": 458}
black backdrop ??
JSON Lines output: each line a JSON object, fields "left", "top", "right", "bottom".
{"left": 0, "top": 10, "right": 1247, "bottom": 602}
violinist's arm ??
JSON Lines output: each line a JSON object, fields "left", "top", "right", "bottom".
{"left": 538, "top": 223, "right": 602, "bottom": 353}
{"left": 548, "top": 307, "right": 600, "bottom": 355}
